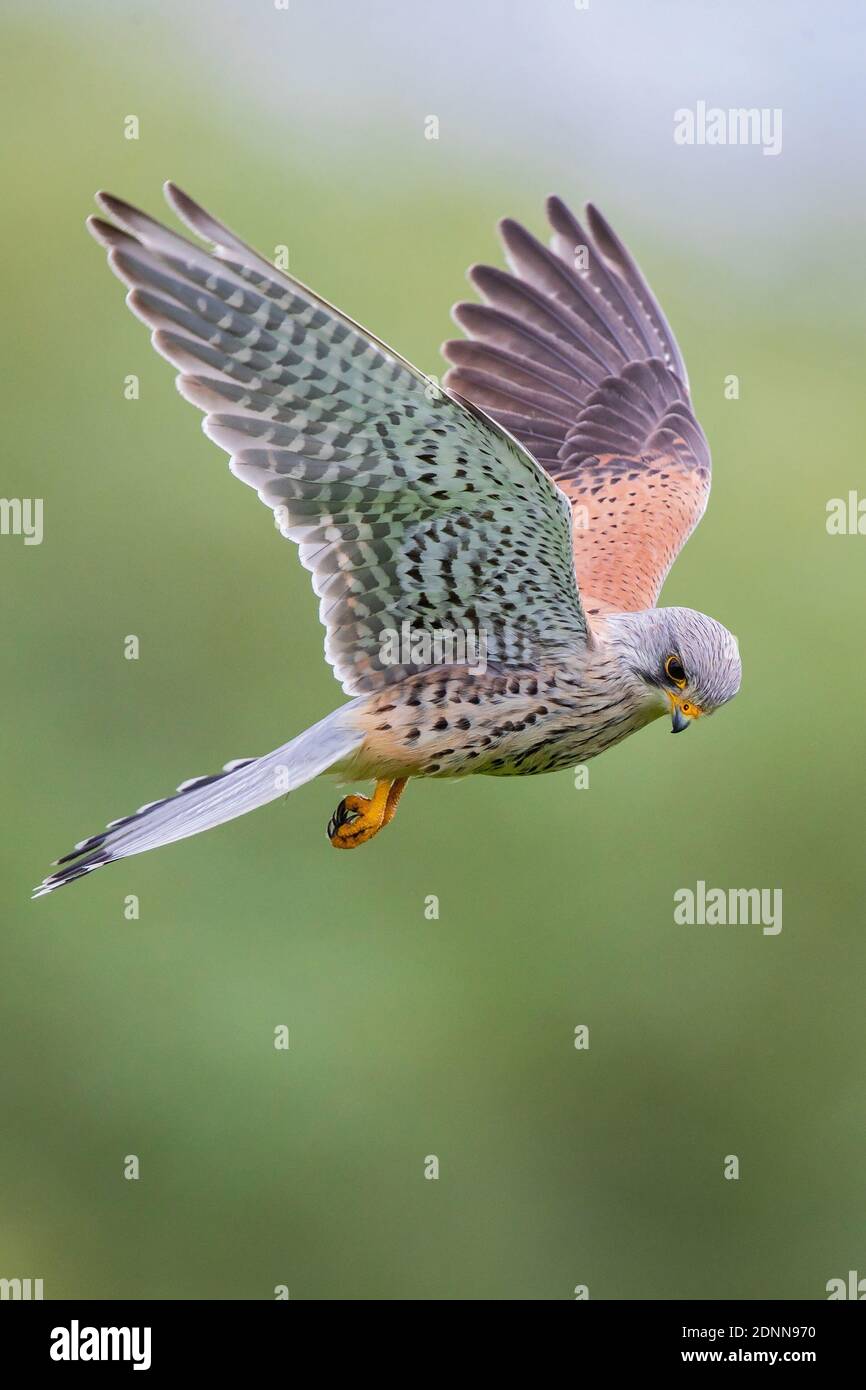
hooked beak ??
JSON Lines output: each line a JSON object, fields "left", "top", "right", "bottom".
{"left": 671, "top": 704, "right": 690, "bottom": 733}
{"left": 668, "top": 693, "right": 702, "bottom": 733}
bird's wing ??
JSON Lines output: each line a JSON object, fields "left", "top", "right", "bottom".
{"left": 89, "top": 185, "right": 589, "bottom": 695}
{"left": 442, "top": 197, "right": 711, "bottom": 615}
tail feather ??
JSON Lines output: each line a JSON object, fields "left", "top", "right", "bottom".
{"left": 33, "top": 706, "right": 364, "bottom": 898}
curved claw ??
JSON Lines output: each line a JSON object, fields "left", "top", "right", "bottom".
{"left": 327, "top": 779, "right": 408, "bottom": 850}
{"left": 327, "top": 797, "right": 361, "bottom": 839}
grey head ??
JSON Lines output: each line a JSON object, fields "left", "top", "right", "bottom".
{"left": 605, "top": 606, "right": 742, "bottom": 733}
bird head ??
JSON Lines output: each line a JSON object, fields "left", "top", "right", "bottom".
{"left": 611, "top": 607, "right": 742, "bottom": 733}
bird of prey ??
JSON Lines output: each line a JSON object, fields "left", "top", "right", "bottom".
{"left": 33, "top": 183, "right": 741, "bottom": 897}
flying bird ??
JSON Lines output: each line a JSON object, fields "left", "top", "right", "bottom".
{"left": 33, "top": 183, "right": 741, "bottom": 897}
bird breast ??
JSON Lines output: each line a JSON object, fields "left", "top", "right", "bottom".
{"left": 348, "top": 653, "right": 653, "bottom": 780}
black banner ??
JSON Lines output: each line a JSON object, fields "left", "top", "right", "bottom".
{"left": 1, "top": 1298, "right": 860, "bottom": 1373}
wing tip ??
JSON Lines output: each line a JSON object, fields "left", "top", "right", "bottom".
{"left": 86, "top": 213, "right": 127, "bottom": 247}
{"left": 497, "top": 215, "right": 526, "bottom": 247}
{"left": 584, "top": 201, "right": 616, "bottom": 246}
{"left": 466, "top": 262, "right": 497, "bottom": 294}
{"left": 163, "top": 179, "right": 196, "bottom": 224}
{"left": 125, "top": 286, "right": 156, "bottom": 326}
{"left": 440, "top": 337, "right": 457, "bottom": 364}
{"left": 544, "top": 192, "right": 566, "bottom": 223}
{"left": 94, "top": 189, "right": 129, "bottom": 220}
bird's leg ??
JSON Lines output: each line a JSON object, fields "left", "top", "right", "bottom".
{"left": 328, "top": 778, "right": 408, "bottom": 849}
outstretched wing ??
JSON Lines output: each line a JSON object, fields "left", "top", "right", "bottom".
{"left": 89, "top": 185, "right": 589, "bottom": 693}
{"left": 442, "top": 196, "right": 711, "bottom": 615}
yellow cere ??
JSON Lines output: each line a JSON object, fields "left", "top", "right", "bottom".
{"left": 668, "top": 692, "right": 704, "bottom": 720}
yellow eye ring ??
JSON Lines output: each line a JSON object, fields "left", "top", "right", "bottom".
{"left": 665, "top": 655, "right": 687, "bottom": 688}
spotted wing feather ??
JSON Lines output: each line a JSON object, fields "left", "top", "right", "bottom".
{"left": 88, "top": 185, "right": 588, "bottom": 693}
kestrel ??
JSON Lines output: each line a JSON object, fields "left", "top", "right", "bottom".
{"left": 34, "top": 183, "right": 741, "bottom": 897}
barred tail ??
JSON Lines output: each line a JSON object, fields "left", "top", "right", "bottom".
{"left": 33, "top": 705, "right": 364, "bottom": 898}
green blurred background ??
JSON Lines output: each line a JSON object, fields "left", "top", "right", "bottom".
{"left": 2, "top": 1, "right": 864, "bottom": 1299}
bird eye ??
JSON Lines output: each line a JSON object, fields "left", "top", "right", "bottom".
{"left": 664, "top": 655, "right": 687, "bottom": 688}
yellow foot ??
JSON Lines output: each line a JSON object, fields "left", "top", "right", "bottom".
{"left": 328, "top": 778, "right": 407, "bottom": 849}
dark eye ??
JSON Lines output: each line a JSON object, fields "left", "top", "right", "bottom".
{"left": 664, "top": 654, "right": 687, "bottom": 687}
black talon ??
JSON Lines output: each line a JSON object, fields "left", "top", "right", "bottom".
{"left": 328, "top": 798, "right": 358, "bottom": 838}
